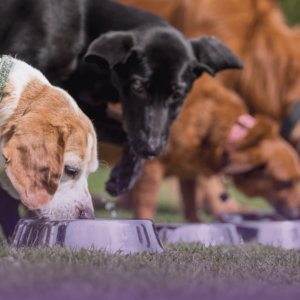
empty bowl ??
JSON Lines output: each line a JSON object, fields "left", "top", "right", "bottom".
{"left": 11, "top": 218, "right": 164, "bottom": 254}
{"left": 155, "top": 223, "right": 240, "bottom": 246}
{"left": 236, "top": 221, "right": 300, "bottom": 249}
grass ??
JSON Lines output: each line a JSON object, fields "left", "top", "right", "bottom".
{"left": 88, "top": 166, "right": 187, "bottom": 223}
{"left": 1, "top": 242, "right": 300, "bottom": 300}
{"left": 88, "top": 165, "right": 272, "bottom": 224}
{"left": 278, "top": 0, "right": 300, "bottom": 26}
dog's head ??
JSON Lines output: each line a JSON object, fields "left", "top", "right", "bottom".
{"left": 223, "top": 115, "right": 300, "bottom": 220}
{"left": 0, "top": 65, "right": 98, "bottom": 219}
{"left": 84, "top": 28, "right": 243, "bottom": 158}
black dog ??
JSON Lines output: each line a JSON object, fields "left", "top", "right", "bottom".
{"left": 0, "top": 0, "right": 242, "bottom": 233}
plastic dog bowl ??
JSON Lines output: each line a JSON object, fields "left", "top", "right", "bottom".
{"left": 236, "top": 221, "right": 300, "bottom": 249}
{"left": 11, "top": 218, "right": 164, "bottom": 254}
{"left": 218, "top": 212, "right": 283, "bottom": 224}
{"left": 155, "top": 223, "right": 240, "bottom": 246}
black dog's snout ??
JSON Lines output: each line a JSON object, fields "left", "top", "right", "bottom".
{"left": 79, "top": 209, "right": 95, "bottom": 220}
{"left": 134, "top": 135, "right": 166, "bottom": 159}
{"left": 138, "top": 144, "right": 161, "bottom": 159}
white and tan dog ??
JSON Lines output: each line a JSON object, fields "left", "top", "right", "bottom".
{"left": 0, "top": 56, "right": 98, "bottom": 219}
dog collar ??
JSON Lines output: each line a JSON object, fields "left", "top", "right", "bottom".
{"left": 280, "top": 100, "right": 300, "bottom": 140}
{"left": 0, "top": 55, "right": 13, "bottom": 103}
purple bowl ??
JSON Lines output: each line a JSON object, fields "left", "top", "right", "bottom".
{"left": 11, "top": 218, "right": 164, "bottom": 254}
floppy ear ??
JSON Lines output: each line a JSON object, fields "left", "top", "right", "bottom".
{"left": 190, "top": 36, "right": 244, "bottom": 77}
{"left": 1, "top": 119, "right": 67, "bottom": 209}
{"left": 222, "top": 116, "right": 275, "bottom": 175}
{"left": 84, "top": 31, "right": 136, "bottom": 69}
{"left": 222, "top": 151, "right": 260, "bottom": 175}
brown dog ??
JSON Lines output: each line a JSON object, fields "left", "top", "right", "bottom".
{"left": 99, "top": 75, "right": 300, "bottom": 221}
{"left": 98, "top": 105, "right": 251, "bottom": 219}
{"left": 116, "top": 0, "right": 300, "bottom": 220}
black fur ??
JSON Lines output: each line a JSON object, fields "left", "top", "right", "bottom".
{"left": 0, "top": 0, "right": 243, "bottom": 199}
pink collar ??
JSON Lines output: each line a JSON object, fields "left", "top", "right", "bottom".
{"left": 226, "top": 115, "right": 256, "bottom": 151}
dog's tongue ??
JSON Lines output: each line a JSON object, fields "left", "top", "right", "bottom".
{"left": 106, "top": 142, "right": 145, "bottom": 196}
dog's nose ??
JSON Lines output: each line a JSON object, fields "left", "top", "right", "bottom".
{"left": 79, "top": 209, "right": 95, "bottom": 219}
{"left": 136, "top": 142, "right": 163, "bottom": 159}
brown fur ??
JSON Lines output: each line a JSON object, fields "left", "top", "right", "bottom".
{"left": 1, "top": 77, "right": 95, "bottom": 209}
{"left": 134, "top": 75, "right": 300, "bottom": 220}
{"left": 114, "top": 0, "right": 300, "bottom": 221}
{"left": 99, "top": 75, "right": 300, "bottom": 220}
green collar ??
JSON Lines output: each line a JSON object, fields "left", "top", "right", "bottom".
{"left": 0, "top": 56, "right": 13, "bottom": 102}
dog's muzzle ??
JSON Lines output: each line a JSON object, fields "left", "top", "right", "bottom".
{"left": 79, "top": 209, "right": 95, "bottom": 219}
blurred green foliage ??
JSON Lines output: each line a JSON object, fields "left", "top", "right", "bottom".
{"left": 278, "top": 0, "right": 300, "bottom": 25}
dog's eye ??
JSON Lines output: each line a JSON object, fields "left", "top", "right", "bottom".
{"left": 168, "top": 91, "right": 183, "bottom": 104}
{"left": 64, "top": 166, "right": 78, "bottom": 179}
{"left": 276, "top": 180, "right": 293, "bottom": 189}
{"left": 131, "top": 80, "right": 144, "bottom": 93}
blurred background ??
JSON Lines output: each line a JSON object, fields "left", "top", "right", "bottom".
{"left": 12, "top": 0, "right": 300, "bottom": 228}
{"left": 82, "top": 0, "right": 300, "bottom": 224}
{"left": 279, "top": 0, "right": 300, "bottom": 26}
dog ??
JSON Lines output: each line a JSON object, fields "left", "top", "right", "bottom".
{"left": 0, "top": 56, "right": 98, "bottom": 220}
{"left": 117, "top": 0, "right": 300, "bottom": 219}
{"left": 0, "top": 0, "right": 244, "bottom": 197}
{"left": 95, "top": 109, "right": 251, "bottom": 220}
{"left": 122, "top": 0, "right": 300, "bottom": 154}
{"left": 112, "top": 74, "right": 300, "bottom": 221}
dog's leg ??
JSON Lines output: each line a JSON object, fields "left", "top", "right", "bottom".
{"left": 106, "top": 142, "right": 145, "bottom": 196}
{"left": 0, "top": 187, "right": 20, "bottom": 239}
{"left": 130, "top": 160, "right": 164, "bottom": 220}
{"left": 180, "top": 179, "right": 202, "bottom": 222}
{"left": 199, "top": 175, "right": 253, "bottom": 217}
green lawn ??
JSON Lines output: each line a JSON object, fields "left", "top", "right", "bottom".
{"left": 0, "top": 242, "right": 300, "bottom": 299}
{"left": 279, "top": 0, "right": 300, "bottom": 26}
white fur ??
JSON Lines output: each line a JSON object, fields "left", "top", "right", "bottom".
{"left": 55, "top": 87, "right": 79, "bottom": 115}
{"left": 39, "top": 133, "right": 98, "bottom": 219}
{"left": 39, "top": 166, "right": 94, "bottom": 219}
{"left": 0, "top": 59, "right": 49, "bottom": 129}
{"left": 0, "top": 58, "right": 98, "bottom": 219}
{"left": 87, "top": 133, "right": 99, "bottom": 172}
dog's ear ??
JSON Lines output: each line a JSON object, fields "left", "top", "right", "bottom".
{"left": 84, "top": 31, "right": 136, "bottom": 69}
{"left": 190, "top": 36, "right": 244, "bottom": 77}
{"left": 234, "top": 115, "right": 277, "bottom": 151}
{"left": 222, "top": 116, "right": 275, "bottom": 175}
{"left": 222, "top": 151, "right": 262, "bottom": 175}
{"left": 1, "top": 117, "right": 68, "bottom": 209}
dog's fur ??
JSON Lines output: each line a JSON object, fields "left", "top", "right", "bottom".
{"left": 0, "top": 58, "right": 98, "bottom": 219}
{"left": 108, "top": 75, "right": 300, "bottom": 221}
{"left": 99, "top": 105, "right": 251, "bottom": 219}
{"left": 0, "top": 0, "right": 244, "bottom": 199}
{"left": 121, "top": 0, "right": 300, "bottom": 152}
{"left": 0, "top": 0, "right": 242, "bottom": 159}
{"left": 117, "top": 0, "right": 300, "bottom": 220}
